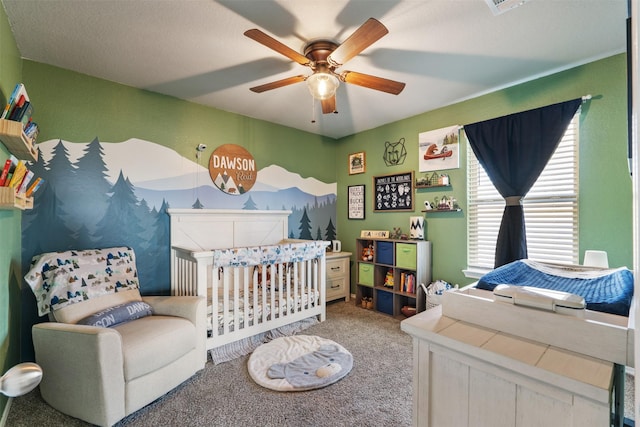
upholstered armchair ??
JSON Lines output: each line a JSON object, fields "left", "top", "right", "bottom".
{"left": 25, "top": 247, "right": 206, "bottom": 427}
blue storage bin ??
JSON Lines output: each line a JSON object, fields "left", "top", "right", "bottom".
{"left": 376, "top": 241, "right": 393, "bottom": 265}
{"left": 376, "top": 290, "right": 394, "bottom": 315}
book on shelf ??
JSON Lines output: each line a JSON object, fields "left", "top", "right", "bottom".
{"left": 8, "top": 95, "right": 26, "bottom": 121}
{"left": 0, "top": 155, "right": 17, "bottom": 186}
{"left": 8, "top": 160, "right": 27, "bottom": 188}
{"left": 1, "top": 83, "right": 26, "bottom": 119}
{"left": 400, "top": 272, "right": 415, "bottom": 293}
{"left": 24, "top": 121, "right": 39, "bottom": 141}
{"left": 3, "top": 85, "right": 30, "bottom": 121}
{"left": 16, "top": 169, "right": 34, "bottom": 194}
{"left": 26, "top": 177, "right": 43, "bottom": 197}
{"left": 12, "top": 101, "right": 33, "bottom": 125}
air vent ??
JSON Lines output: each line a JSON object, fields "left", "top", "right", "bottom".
{"left": 485, "top": 0, "right": 531, "bottom": 15}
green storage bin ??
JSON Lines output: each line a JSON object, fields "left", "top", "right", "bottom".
{"left": 359, "top": 263, "right": 374, "bottom": 287}
{"left": 395, "top": 243, "right": 417, "bottom": 270}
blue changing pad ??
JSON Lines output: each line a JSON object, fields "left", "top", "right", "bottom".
{"left": 477, "top": 260, "right": 634, "bottom": 316}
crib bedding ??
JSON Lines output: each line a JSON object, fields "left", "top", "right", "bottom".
{"left": 476, "top": 259, "right": 634, "bottom": 316}
{"left": 206, "top": 289, "right": 320, "bottom": 333}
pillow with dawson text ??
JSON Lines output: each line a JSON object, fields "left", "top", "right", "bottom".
{"left": 77, "top": 301, "right": 153, "bottom": 328}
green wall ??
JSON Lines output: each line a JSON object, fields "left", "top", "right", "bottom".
{"left": 336, "top": 54, "right": 631, "bottom": 288}
{"left": 0, "top": 3, "right": 23, "bottom": 417}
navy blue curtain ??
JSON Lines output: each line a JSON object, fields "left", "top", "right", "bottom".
{"left": 464, "top": 98, "right": 582, "bottom": 268}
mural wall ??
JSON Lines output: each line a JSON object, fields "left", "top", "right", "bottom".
{"left": 22, "top": 137, "right": 337, "bottom": 295}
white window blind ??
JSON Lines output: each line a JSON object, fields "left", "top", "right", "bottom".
{"left": 467, "top": 113, "right": 579, "bottom": 271}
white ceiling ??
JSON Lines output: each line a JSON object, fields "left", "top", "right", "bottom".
{"left": 0, "top": 0, "right": 628, "bottom": 139}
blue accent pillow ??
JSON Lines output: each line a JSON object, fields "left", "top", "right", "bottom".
{"left": 77, "top": 301, "right": 153, "bottom": 328}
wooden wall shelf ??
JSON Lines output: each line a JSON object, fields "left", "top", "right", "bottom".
{"left": 422, "top": 209, "right": 462, "bottom": 213}
{"left": 416, "top": 184, "right": 451, "bottom": 190}
{"left": 0, "top": 119, "right": 38, "bottom": 161}
{"left": 0, "top": 186, "right": 33, "bottom": 210}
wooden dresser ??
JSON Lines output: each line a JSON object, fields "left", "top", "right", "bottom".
{"left": 325, "top": 251, "right": 351, "bottom": 302}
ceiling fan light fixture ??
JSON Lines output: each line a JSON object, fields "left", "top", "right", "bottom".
{"left": 306, "top": 72, "right": 340, "bottom": 100}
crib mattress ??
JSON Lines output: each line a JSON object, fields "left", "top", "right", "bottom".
{"left": 476, "top": 260, "right": 634, "bottom": 316}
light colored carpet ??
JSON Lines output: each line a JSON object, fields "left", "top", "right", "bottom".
{"left": 6, "top": 301, "right": 413, "bottom": 427}
{"left": 6, "top": 301, "right": 635, "bottom": 425}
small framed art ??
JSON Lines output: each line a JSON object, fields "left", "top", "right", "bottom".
{"left": 373, "top": 171, "right": 414, "bottom": 212}
{"left": 348, "top": 184, "right": 366, "bottom": 220}
{"left": 348, "top": 152, "right": 366, "bottom": 175}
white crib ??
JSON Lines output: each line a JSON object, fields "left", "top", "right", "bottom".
{"left": 171, "top": 241, "right": 327, "bottom": 350}
{"left": 167, "top": 209, "right": 328, "bottom": 351}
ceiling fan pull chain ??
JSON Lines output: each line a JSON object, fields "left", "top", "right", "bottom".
{"left": 311, "top": 97, "right": 316, "bottom": 124}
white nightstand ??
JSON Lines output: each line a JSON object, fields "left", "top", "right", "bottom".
{"left": 325, "top": 251, "right": 351, "bottom": 302}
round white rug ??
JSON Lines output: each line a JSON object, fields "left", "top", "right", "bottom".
{"left": 248, "top": 335, "right": 353, "bottom": 391}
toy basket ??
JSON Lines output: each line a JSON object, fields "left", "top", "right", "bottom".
{"left": 421, "top": 280, "right": 453, "bottom": 310}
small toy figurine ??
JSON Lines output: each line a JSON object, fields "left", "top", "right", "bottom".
{"left": 384, "top": 269, "right": 394, "bottom": 287}
{"left": 392, "top": 227, "right": 409, "bottom": 240}
{"left": 362, "top": 244, "right": 374, "bottom": 261}
{"left": 391, "top": 227, "right": 402, "bottom": 239}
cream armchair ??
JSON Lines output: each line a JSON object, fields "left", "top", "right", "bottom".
{"left": 26, "top": 247, "right": 206, "bottom": 427}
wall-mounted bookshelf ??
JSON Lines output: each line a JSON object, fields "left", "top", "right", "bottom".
{"left": 0, "top": 83, "right": 42, "bottom": 210}
{"left": 0, "top": 119, "right": 38, "bottom": 161}
{"left": 0, "top": 186, "right": 33, "bottom": 210}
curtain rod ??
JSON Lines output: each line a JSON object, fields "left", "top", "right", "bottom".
{"left": 459, "top": 95, "right": 592, "bottom": 129}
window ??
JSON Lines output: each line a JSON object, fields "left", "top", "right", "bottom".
{"left": 466, "top": 113, "right": 579, "bottom": 274}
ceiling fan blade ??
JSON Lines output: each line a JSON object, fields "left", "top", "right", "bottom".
{"left": 342, "top": 71, "right": 405, "bottom": 95}
{"left": 249, "top": 75, "right": 306, "bottom": 93}
{"left": 244, "top": 29, "right": 311, "bottom": 66}
{"left": 328, "top": 18, "right": 388, "bottom": 67}
{"left": 321, "top": 96, "right": 336, "bottom": 114}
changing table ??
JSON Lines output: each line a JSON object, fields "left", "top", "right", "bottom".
{"left": 401, "top": 304, "right": 620, "bottom": 427}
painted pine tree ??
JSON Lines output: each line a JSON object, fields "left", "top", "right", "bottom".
{"left": 243, "top": 195, "right": 258, "bottom": 209}
{"left": 325, "top": 218, "right": 336, "bottom": 241}
{"left": 298, "top": 207, "right": 313, "bottom": 239}
{"left": 192, "top": 198, "right": 204, "bottom": 209}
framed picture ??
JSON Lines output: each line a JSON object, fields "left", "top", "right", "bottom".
{"left": 348, "top": 152, "right": 366, "bottom": 175}
{"left": 373, "top": 171, "right": 414, "bottom": 212}
{"left": 348, "top": 184, "right": 366, "bottom": 220}
{"left": 418, "top": 125, "right": 460, "bottom": 172}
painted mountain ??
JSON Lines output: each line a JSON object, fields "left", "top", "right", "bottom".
{"left": 21, "top": 137, "right": 337, "bottom": 295}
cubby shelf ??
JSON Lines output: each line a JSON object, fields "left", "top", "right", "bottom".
{"left": 355, "top": 238, "right": 432, "bottom": 317}
{"left": 0, "top": 119, "right": 38, "bottom": 161}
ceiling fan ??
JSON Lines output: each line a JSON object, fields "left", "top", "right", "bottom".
{"left": 244, "top": 17, "right": 405, "bottom": 114}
